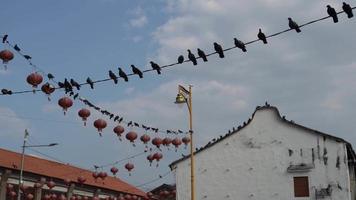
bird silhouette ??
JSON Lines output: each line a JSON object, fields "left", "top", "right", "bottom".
{"left": 150, "top": 61, "right": 161, "bottom": 74}
{"left": 24, "top": 55, "right": 32, "bottom": 60}
{"left": 288, "top": 18, "right": 301, "bottom": 33}
{"left": 327, "top": 5, "right": 338, "bottom": 23}
{"left": 109, "top": 70, "right": 118, "bottom": 84}
{"left": 118, "top": 68, "right": 128, "bottom": 82}
{"left": 14, "top": 44, "right": 21, "bottom": 51}
{"left": 213, "top": 42, "right": 224, "bottom": 58}
{"left": 342, "top": 2, "right": 353, "bottom": 18}
{"left": 70, "top": 79, "right": 81, "bottom": 90}
{"left": 177, "top": 55, "right": 184, "bottom": 64}
{"left": 197, "top": 48, "right": 208, "bottom": 62}
{"left": 187, "top": 49, "right": 197, "bottom": 66}
{"left": 131, "top": 65, "right": 143, "bottom": 78}
{"left": 114, "top": 116, "right": 119, "bottom": 121}
{"left": 86, "top": 77, "right": 94, "bottom": 89}
{"left": 258, "top": 29, "right": 267, "bottom": 44}
{"left": 234, "top": 38, "right": 247, "bottom": 52}
{"left": 64, "top": 78, "right": 73, "bottom": 92}
{"left": 73, "top": 93, "right": 79, "bottom": 99}
{"left": 2, "top": 35, "right": 8, "bottom": 43}
{"left": 57, "top": 82, "right": 65, "bottom": 88}
{"left": 47, "top": 73, "right": 55, "bottom": 80}
{"left": 1, "top": 89, "right": 12, "bottom": 95}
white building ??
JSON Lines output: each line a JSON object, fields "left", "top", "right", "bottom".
{"left": 170, "top": 105, "right": 356, "bottom": 200}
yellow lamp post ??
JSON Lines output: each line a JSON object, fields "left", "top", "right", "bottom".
{"left": 175, "top": 85, "right": 195, "bottom": 200}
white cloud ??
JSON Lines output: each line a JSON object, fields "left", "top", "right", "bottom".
{"left": 0, "top": 107, "right": 30, "bottom": 138}
{"left": 130, "top": 15, "right": 148, "bottom": 28}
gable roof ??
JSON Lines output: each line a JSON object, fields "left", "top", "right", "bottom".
{"left": 0, "top": 148, "right": 146, "bottom": 197}
{"left": 170, "top": 104, "right": 356, "bottom": 168}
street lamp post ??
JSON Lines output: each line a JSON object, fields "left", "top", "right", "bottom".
{"left": 17, "top": 129, "right": 58, "bottom": 200}
{"left": 175, "top": 85, "right": 195, "bottom": 200}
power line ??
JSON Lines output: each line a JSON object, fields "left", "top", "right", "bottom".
{"left": 135, "top": 171, "right": 172, "bottom": 188}
{"left": 1, "top": 5, "right": 354, "bottom": 96}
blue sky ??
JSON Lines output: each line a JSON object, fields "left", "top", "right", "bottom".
{"left": 1, "top": 0, "right": 356, "bottom": 192}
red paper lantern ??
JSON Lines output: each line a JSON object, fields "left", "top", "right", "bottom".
{"left": 147, "top": 154, "right": 154, "bottom": 166}
{"left": 26, "top": 72, "right": 43, "bottom": 88}
{"left": 117, "top": 197, "right": 125, "bottom": 200}
{"left": 92, "top": 172, "right": 99, "bottom": 180}
{"left": 47, "top": 180, "right": 55, "bottom": 189}
{"left": 93, "top": 119, "right": 107, "bottom": 136}
{"left": 131, "top": 195, "right": 138, "bottom": 200}
{"left": 34, "top": 182, "right": 42, "bottom": 188}
{"left": 41, "top": 83, "right": 55, "bottom": 101}
{"left": 126, "top": 131, "right": 138, "bottom": 145}
{"left": 51, "top": 194, "right": 58, "bottom": 199}
{"left": 98, "top": 171, "right": 107, "bottom": 180}
{"left": 58, "top": 97, "right": 73, "bottom": 115}
{"left": 182, "top": 136, "right": 191, "bottom": 148}
{"left": 163, "top": 137, "right": 172, "bottom": 148}
{"left": 43, "top": 194, "right": 51, "bottom": 200}
{"left": 124, "top": 194, "right": 132, "bottom": 200}
{"left": 64, "top": 178, "right": 71, "bottom": 185}
{"left": 20, "top": 184, "right": 28, "bottom": 192}
{"left": 125, "top": 163, "right": 134, "bottom": 176}
{"left": 153, "top": 152, "right": 163, "bottom": 167}
{"left": 6, "top": 184, "right": 14, "bottom": 191}
{"left": 110, "top": 167, "right": 118, "bottom": 175}
{"left": 172, "top": 138, "right": 182, "bottom": 150}
{"left": 113, "top": 125, "right": 125, "bottom": 140}
{"left": 9, "top": 191, "right": 16, "bottom": 197}
{"left": 83, "top": 197, "right": 89, "bottom": 200}
{"left": 26, "top": 194, "right": 34, "bottom": 200}
{"left": 70, "top": 196, "right": 76, "bottom": 200}
{"left": 59, "top": 194, "right": 67, "bottom": 200}
{"left": 77, "top": 176, "right": 86, "bottom": 184}
{"left": 152, "top": 137, "right": 163, "bottom": 149}
{"left": 92, "top": 197, "right": 99, "bottom": 200}
{"left": 140, "top": 134, "right": 150, "bottom": 148}
{"left": 0, "top": 49, "right": 14, "bottom": 70}
{"left": 78, "top": 108, "right": 91, "bottom": 126}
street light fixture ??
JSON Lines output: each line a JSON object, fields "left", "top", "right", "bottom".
{"left": 174, "top": 85, "right": 195, "bottom": 200}
{"left": 17, "top": 129, "right": 58, "bottom": 200}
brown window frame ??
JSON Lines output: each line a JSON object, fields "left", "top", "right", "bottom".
{"left": 293, "top": 176, "right": 310, "bottom": 197}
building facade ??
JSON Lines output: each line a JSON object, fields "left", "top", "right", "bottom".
{"left": 0, "top": 148, "right": 147, "bottom": 200}
{"left": 171, "top": 105, "right": 356, "bottom": 200}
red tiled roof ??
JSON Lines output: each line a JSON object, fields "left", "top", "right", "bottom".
{"left": 0, "top": 148, "right": 146, "bottom": 197}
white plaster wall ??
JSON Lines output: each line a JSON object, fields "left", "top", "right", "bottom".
{"left": 174, "top": 108, "right": 351, "bottom": 200}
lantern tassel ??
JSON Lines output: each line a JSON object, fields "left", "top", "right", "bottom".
{"left": 98, "top": 132, "right": 102, "bottom": 137}
{"left": 84, "top": 121, "right": 87, "bottom": 126}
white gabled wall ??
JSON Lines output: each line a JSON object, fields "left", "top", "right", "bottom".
{"left": 174, "top": 108, "right": 351, "bottom": 200}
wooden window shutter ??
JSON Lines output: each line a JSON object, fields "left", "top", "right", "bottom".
{"left": 294, "top": 176, "right": 309, "bottom": 197}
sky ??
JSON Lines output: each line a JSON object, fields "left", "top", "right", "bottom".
{"left": 1, "top": 0, "right": 356, "bottom": 192}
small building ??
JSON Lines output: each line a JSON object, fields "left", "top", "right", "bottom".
{"left": 170, "top": 105, "right": 356, "bottom": 200}
{"left": 0, "top": 148, "right": 147, "bottom": 200}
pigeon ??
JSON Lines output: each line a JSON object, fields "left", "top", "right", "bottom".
{"left": 57, "top": 82, "right": 65, "bottom": 88}
{"left": 64, "top": 78, "right": 73, "bottom": 92}
{"left": 131, "top": 65, "right": 143, "bottom": 78}
{"left": 24, "top": 55, "right": 32, "bottom": 60}
{"left": 234, "top": 38, "right": 247, "bottom": 52}
{"left": 86, "top": 77, "right": 94, "bottom": 89}
{"left": 257, "top": 28, "right": 267, "bottom": 44}
{"left": 2, "top": 35, "right": 8, "bottom": 43}
{"left": 288, "top": 18, "right": 301, "bottom": 33}
{"left": 109, "top": 70, "right": 118, "bottom": 84}
{"left": 47, "top": 73, "right": 55, "bottom": 80}
{"left": 118, "top": 68, "right": 128, "bottom": 82}
{"left": 114, "top": 116, "right": 119, "bottom": 121}
{"left": 327, "top": 5, "right": 338, "bottom": 23}
{"left": 197, "top": 48, "right": 208, "bottom": 62}
{"left": 213, "top": 42, "right": 224, "bottom": 58}
{"left": 187, "top": 49, "right": 197, "bottom": 66}
{"left": 73, "top": 93, "right": 79, "bottom": 99}
{"left": 14, "top": 44, "right": 21, "bottom": 51}
{"left": 150, "top": 61, "right": 161, "bottom": 74}
{"left": 1, "top": 89, "right": 12, "bottom": 95}
{"left": 342, "top": 2, "right": 353, "bottom": 18}
{"left": 70, "top": 79, "right": 81, "bottom": 90}
{"left": 177, "top": 55, "right": 184, "bottom": 64}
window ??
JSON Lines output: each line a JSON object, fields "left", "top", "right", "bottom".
{"left": 294, "top": 176, "right": 309, "bottom": 197}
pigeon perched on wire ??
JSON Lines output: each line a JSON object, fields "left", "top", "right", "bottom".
{"left": 257, "top": 28, "right": 267, "bottom": 44}
{"left": 24, "top": 55, "right": 32, "bottom": 60}
{"left": 150, "top": 61, "right": 161, "bottom": 74}
{"left": 131, "top": 65, "right": 143, "bottom": 78}
{"left": 64, "top": 78, "right": 73, "bottom": 92}
{"left": 86, "top": 77, "right": 94, "bottom": 89}
{"left": 327, "top": 5, "right": 338, "bottom": 23}
{"left": 197, "top": 48, "right": 208, "bottom": 62}
{"left": 214, "top": 42, "right": 224, "bottom": 58}
{"left": 47, "top": 73, "right": 55, "bottom": 80}
{"left": 73, "top": 93, "right": 79, "bottom": 100}
{"left": 109, "top": 70, "right": 118, "bottom": 84}
{"left": 2, "top": 35, "right": 8, "bottom": 43}
{"left": 177, "top": 55, "right": 184, "bottom": 64}
{"left": 70, "top": 79, "right": 81, "bottom": 90}
{"left": 234, "top": 38, "right": 247, "bottom": 52}
{"left": 288, "top": 18, "right": 301, "bottom": 33}
{"left": 187, "top": 49, "right": 197, "bottom": 66}
{"left": 1, "top": 89, "right": 12, "bottom": 95}
{"left": 342, "top": 2, "right": 353, "bottom": 18}
{"left": 58, "top": 81, "right": 65, "bottom": 88}
{"left": 118, "top": 67, "right": 128, "bottom": 82}
{"left": 14, "top": 44, "right": 21, "bottom": 51}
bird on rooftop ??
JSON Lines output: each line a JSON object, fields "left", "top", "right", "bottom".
{"left": 131, "top": 65, "right": 143, "bottom": 78}
{"left": 342, "top": 2, "right": 354, "bottom": 18}
{"left": 150, "top": 61, "right": 161, "bottom": 74}
{"left": 288, "top": 17, "right": 301, "bottom": 33}
{"left": 197, "top": 48, "right": 208, "bottom": 62}
{"left": 214, "top": 42, "right": 224, "bottom": 58}
{"left": 234, "top": 38, "right": 247, "bottom": 52}
{"left": 86, "top": 77, "right": 94, "bottom": 89}
{"left": 118, "top": 67, "right": 128, "bottom": 82}
{"left": 327, "top": 5, "right": 338, "bottom": 23}
{"left": 258, "top": 29, "right": 267, "bottom": 44}
{"left": 109, "top": 70, "right": 118, "bottom": 84}
{"left": 187, "top": 49, "right": 197, "bottom": 66}
{"left": 177, "top": 55, "right": 184, "bottom": 64}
